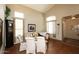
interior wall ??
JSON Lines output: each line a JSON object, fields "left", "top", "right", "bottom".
{"left": 45, "top": 4, "right": 79, "bottom": 40}
{"left": 0, "top": 4, "right": 5, "bottom": 53}
{"left": 7, "top": 4, "right": 46, "bottom": 37}
{"left": 63, "top": 18, "right": 79, "bottom": 39}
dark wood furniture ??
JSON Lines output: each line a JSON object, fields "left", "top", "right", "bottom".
{"left": 5, "top": 20, "right": 14, "bottom": 48}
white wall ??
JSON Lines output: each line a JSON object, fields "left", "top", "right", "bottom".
{"left": 7, "top": 4, "right": 46, "bottom": 43}
{"left": 45, "top": 4, "right": 79, "bottom": 40}
{"left": 7, "top": 4, "right": 46, "bottom": 33}
{"left": 0, "top": 4, "right": 5, "bottom": 53}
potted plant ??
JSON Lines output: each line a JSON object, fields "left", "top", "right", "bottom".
{"left": 5, "top": 6, "right": 11, "bottom": 20}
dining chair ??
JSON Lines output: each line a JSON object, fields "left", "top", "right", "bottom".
{"left": 36, "top": 37, "right": 47, "bottom": 54}
{"left": 26, "top": 37, "right": 36, "bottom": 54}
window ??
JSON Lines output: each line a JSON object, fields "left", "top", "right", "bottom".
{"left": 14, "top": 11, "right": 24, "bottom": 43}
{"left": 46, "top": 16, "right": 56, "bottom": 34}
{"left": 14, "top": 11, "right": 24, "bottom": 18}
{"left": 15, "top": 19, "right": 23, "bottom": 37}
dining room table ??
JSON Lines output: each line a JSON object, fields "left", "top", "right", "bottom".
{"left": 25, "top": 36, "right": 47, "bottom": 54}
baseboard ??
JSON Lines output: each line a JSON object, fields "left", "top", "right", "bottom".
{"left": 64, "top": 37, "right": 79, "bottom": 40}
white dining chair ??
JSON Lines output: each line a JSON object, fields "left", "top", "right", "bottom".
{"left": 36, "top": 37, "right": 47, "bottom": 54}
{"left": 26, "top": 37, "right": 36, "bottom": 54}
{"left": 18, "top": 35, "right": 26, "bottom": 52}
{"left": 19, "top": 42, "right": 26, "bottom": 51}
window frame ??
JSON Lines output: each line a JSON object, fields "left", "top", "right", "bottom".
{"left": 46, "top": 16, "right": 56, "bottom": 34}
{"left": 14, "top": 11, "right": 24, "bottom": 18}
{"left": 14, "top": 11, "right": 24, "bottom": 43}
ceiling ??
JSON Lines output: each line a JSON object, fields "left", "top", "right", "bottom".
{"left": 22, "top": 4, "right": 55, "bottom": 13}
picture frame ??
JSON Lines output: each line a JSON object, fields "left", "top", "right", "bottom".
{"left": 28, "top": 24, "right": 36, "bottom": 32}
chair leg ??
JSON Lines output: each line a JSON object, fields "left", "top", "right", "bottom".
{"left": 46, "top": 43, "right": 49, "bottom": 52}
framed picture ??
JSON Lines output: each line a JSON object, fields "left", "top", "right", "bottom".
{"left": 28, "top": 24, "right": 36, "bottom": 32}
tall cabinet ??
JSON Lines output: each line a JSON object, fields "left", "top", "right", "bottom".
{"left": 5, "top": 20, "right": 14, "bottom": 48}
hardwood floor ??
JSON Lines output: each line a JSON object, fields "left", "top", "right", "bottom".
{"left": 47, "top": 39, "right": 79, "bottom": 54}
{"left": 63, "top": 38, "right": 79, "bottom": 47}
{"left": 4, "top": 39, "right": 79, "bottom": 54}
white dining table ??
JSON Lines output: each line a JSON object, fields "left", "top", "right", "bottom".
{"left": 25, "top": 36, "right": 47, "bottom": 54}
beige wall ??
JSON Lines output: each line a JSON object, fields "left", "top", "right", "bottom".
{"left": 0, "top": 4, "right": 5, "bottom": 53}
{"left": 63, "top": 18, "right": 79, "bottom": 39}
{"left": 7, "top": 4, "right": 79, "bottom": 41}
{"left": 45, "top": 4, "right": 79, "bottom": 40}
{"left": 7, "top": 4, "right": 46, "bottom": 36}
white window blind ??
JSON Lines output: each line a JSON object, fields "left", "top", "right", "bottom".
{"left": 15, "top": 19, "right": 23, "bottom": 37}
{"left": 14, "top": 11, "right": 24, "bottom": 37}
{"left": 46, "top": 16, "right": 56, "bottom": 34}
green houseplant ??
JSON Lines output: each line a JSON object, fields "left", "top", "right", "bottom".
{"left": 5, "top": 6, "right": 11, "bottom": 19}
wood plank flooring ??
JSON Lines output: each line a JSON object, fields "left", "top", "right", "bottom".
{"left": 4, "top": 39, "right": 79, "bottom": 54}
{"left": 63, "top": 38, "right": 79, "bottom": 47}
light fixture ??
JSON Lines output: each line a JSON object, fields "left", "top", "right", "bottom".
{"left": 72, "top": 16, "right": 76, "bottom": 20}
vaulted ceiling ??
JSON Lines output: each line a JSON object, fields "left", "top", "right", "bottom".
{"left": 22, "top": 4, "right": 55, "bottom": 13}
